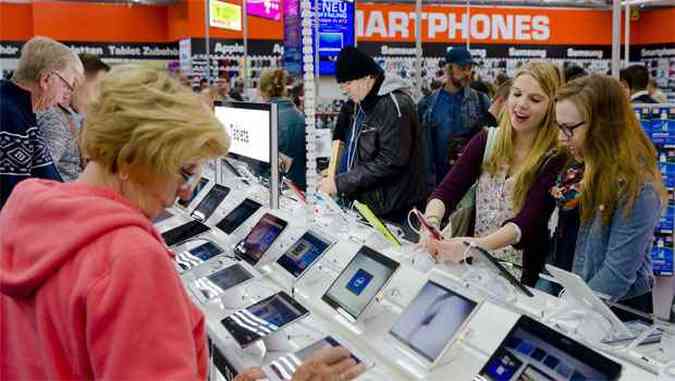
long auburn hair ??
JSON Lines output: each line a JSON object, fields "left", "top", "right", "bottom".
{"left": 555, "top": 74, "right": 666, "bottom": 224}
{"left": 485, "top": 62, "right": 563, "bottom": 212}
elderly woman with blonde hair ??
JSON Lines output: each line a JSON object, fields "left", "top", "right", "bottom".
{"left": 0, "top": 65, "right": 364, "bottom": 381}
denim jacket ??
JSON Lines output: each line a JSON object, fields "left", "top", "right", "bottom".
{"left": 573, "top": 182, "right": 661, "bottom": 301}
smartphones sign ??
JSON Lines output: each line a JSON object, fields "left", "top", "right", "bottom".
{"left": 247, "top": 0, "right": 281, "bottom": 21}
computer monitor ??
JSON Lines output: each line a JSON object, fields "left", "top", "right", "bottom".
{"left": 214, "top": 101, "right": 279, "bottom": 208}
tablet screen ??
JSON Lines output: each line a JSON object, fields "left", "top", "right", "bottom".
{"left": 276, "top": 231, "right": 332, "bottom": 278}
{"left": 175, "top": 241, "right": 223, "bottom": 273}
{"left": 215, "top": 198, "right": 262, "bottom": 234}
{"left": 321, "top": 246, "right": 399, "bottom": 320}
{"left": 161, "top": 220, "right": 210, "bottom": 247}
{"left": 177, "top": 177, "right": 209, "bottom": 207}
{"left": 192, "top": 184, "right": 230, "bottom": 221}
{"left": 390, "top": 281, "right": 477, "bottom": 363}
{"left": 221, "top": 291, "right": 308, "bottom": 348}
{"left": 479, "top": 316, "right": 622, "bottom": 381}
{"left": 193, "top": 264, "right": 254, "bottom": 301}
{"left": 234, "top": 213, "right": 287, "bottom": 266}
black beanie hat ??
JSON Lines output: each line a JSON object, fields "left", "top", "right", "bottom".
{"left": 335, "top": 46, "right": 383, "bottom": 83}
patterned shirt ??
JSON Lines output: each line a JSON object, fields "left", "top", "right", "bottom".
{"left": 0, "top": 80, "right": 62, "bottom": 210}
{"left": 37, "top": 106, "right": 82, "bottom": 182}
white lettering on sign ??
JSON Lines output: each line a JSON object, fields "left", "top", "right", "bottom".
{"left": 641, "top": 48, "right": 675, "bottom": 57}
{"left": 381, "top": 45, "right": 418, "bottom": 56}
{"left": 356, "top": 10, "right": 550, "bottom": 42}
{"left": 567, "top": 48, "right": 603, "bottom": 59}
{"left": 0, "top": 44, "right": 19, "bottom": 56}
{"left": 508, "top": 47, "right": 547, "bottom": 58}
{"left": 214, "top": 42, "right": 245, "bottom": 55}
{"left": 68, "top": 45, "right": 104, "bottom": 56}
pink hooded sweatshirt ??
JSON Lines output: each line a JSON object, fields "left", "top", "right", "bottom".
{"left": 0, "top": 180, "right": 207, "bottom": 380}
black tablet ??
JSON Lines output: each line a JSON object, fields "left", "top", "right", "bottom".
{"left": 161, "top": 220, "right": 210, "bottom": 247}
{"left": 478, "top": 315, "right": 622, "bottom": 381}
{"left": 191, "top": 184, "right": 230, "bottom": 221}
{"left": 221, "top": 291, "right": 309, "bottom": 348}
{"left": 276, "top": 230, "right": 333, "bottom": 278}
{"left": 176, "top": 241, "right": 224, "bottom": 273}
{"left": 233, "top": 213, "right": 287, "bottom": 266}
{"left": 215, "top": 198, "right": 262, "bottom": 234}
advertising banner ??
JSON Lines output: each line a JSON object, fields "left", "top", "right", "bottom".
{"left": 247, "top": 0, "right": 281, "bottom": 21}
{"left": 210, "top": 0, "right": 243, "bottom": 31}
{"left": 317, "top": 0, "right": 355, "bottom": 75}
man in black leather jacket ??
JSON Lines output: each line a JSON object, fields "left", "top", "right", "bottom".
{"left": 319, "top": 47, "right": 426, "bottom": 226}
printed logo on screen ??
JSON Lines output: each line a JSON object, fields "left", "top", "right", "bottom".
{"left": 230, "top": 123, "right": 251, "bottom": 144}
{"left": 346, "top": 269, "right": 373, "bottom": 295}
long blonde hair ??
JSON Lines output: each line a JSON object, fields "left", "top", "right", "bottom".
{"left": 555, "top": 74, "right": 666, "bottom": 224}
{"left": 484, "top": 62, "right": 563, "bottom": 212}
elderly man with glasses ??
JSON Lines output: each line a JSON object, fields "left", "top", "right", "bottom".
{"left": 0, "top": 36, "right": 83, "bottom": 209}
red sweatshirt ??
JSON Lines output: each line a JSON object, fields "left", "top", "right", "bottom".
{"left": 0, "top": 180, "right": 207, "bottom": 380}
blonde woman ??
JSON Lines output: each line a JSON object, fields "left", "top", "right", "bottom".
{"left": 422, "top": 62, "right": 567, "bottom": 286}
{"left": 0, "top": 66, "right": 363, "bottom": 381}
{"left": 552, "top": 74, "right": 666, "bottom": 314}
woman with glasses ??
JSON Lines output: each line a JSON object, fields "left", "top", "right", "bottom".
{"left": 421, "top": 62, "right": 567, "bottom": 287}
{"left": 0, "top": 66, "right": 364, "bottom": 381}
{"left": 545, "top": 74, "right": 666, "bottom": 315}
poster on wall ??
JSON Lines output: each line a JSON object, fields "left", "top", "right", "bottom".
{"left": 247, "top": 0, "right": 281, "bottom": 21}
{"left": 282, "top": 0, "right": 303, "bottom": 77}
{"left": 316, "top": 0, "right": 355, "bottom": 75}
{"left": 210, "top": 0, "right": 243, "bottom": 31}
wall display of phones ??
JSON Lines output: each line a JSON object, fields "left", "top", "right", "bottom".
{"left": 177, "top": 177, "right": 210, "bottom": 208}
{"left": 233, "top": 213, "right": 288, "bottom": 266}
{"left": 263, "top": 336, "right": 364, "bottom": 381}
{"left": 175, "top": 241, "right": 224, "bottom": 274}
{"left": 161, "top": 220, "right": 211, "bottom": 247}
{"left": 191, "top": 263, "right": 255, "bottom": 303}
{"left": 221, "top": 291, "right": 309, "bottom": 348}
{"left": 216, "top": 198, "right": 262, "bottom": 234}
{"left": 479, "top": 316, "right": 622, "bottom": 381}
{"left": 276, "top": 231, "right": 333, "bottom": 279}
{"left": 389, "top": 281, "right": 479, "bottom": 366}
{"left": 322, "top": 246, "right": 399, "bottom": 322}
{"left": 191, "top": 184, "right": 231, "bottom": 221}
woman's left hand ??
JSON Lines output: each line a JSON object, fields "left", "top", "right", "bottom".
{"left": 233, "top": 368, "right": 265, "bottom": 381}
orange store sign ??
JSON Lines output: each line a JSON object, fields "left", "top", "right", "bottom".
{"left": 354, "top": 4, "right": 612, "bottom": 45}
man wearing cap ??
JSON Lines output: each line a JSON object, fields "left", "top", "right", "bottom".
{"left": 319, "top": 47, "right": 426, "bottom": 228}
{"left": 421, "top": 46, "right": 491, "bottom": 186}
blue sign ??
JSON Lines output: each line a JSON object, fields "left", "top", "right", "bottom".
{"left": 316, "top": 0, "right": 355, "bottom": 75}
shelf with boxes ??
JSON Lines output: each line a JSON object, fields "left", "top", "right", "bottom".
{"left": 637, "top": 104, "right": 675, "bottom": 276}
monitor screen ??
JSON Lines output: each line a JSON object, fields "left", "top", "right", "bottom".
{"left": 479, "top": 316, "right": 622, "bottom": 381}
{"left": 214, "top": 102, "right": 272, "bottom": 164}
{"left": 192, "top": 184, "right": 230, "bottom": 221}
{"left": 221, "top": 291, "right": 309, "bottom": 348}
{"left": 234, "top": 213, "right": 288, "bottom": 266}
{"left": 177, "top": 177, "right": 209, "bottom": 208}
{"left": 215, "top": 198, "right": 262, "bottom": 234}
{"left": 322, "top": 246, "right": 399, "bottom": 320}
{"left": 390, "top": 281, "right": 477, "bottom": 363}
{"left": 276, "top": 231, "right": 332, "bottom": 278}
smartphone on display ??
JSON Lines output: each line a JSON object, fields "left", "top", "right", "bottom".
{"left": 276, "top": 231, "right": 333, "bottom": 279}
{"left": 191, "top": 184, "right": 230, "bottom": 221}
{"left": 321, "top": 246, "right": 399, "bottom": 322}
{"left": 161, "top": 220, "right": 211, "bottom": 247}
{"left": 263, "top": 336, "right": 365, "bottom": 381}
{"left": 233, "top": 213, "right": 288, "bottom": 266}
{"left": 152, "top": 210, "right": 174, "bottom": 224}
{"left": 191, "top": 263, "right": 254, "bottom": 303}
{"left": 175, "top": 241, "right": 224, "bottom": 273}
{"left": 177, "top": 177, "right": 209, "bottom": 208}
{"left": 221, "top": 291, "right": 309, "bottom": 348}
{"left": 215, "top": 199, "right": 262, "bottom": 234}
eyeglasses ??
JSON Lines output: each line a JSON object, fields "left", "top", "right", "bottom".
{"left": 556, "top": 121, "right": 585, "bottom": 138}
{"left": 179, "top": 167, "right": 199, "bottom": 186}
{"left": 51, "top": 72, "right": 75, "bottom": 92}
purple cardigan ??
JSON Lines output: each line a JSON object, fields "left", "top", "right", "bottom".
{"left": 431, "top": 129, "right": 567, "bottom": 285}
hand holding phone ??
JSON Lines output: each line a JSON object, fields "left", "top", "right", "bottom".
{"left": 412, "top": 208, "right": 442, "bottom": 241}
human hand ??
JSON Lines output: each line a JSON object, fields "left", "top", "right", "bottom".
{"left": 428, "top": 237, "right": 476, "bottom": 264}
{"left": 318, "top": 176, "right": 337, "bottom": 197}
{"left": 291, "top": 346, "right": 366, "bottom": 381}
{"left": 233, "top": 367, "right": 265, "bottom": 381}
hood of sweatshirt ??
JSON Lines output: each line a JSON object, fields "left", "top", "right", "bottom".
{"left": 0, "top": 179, "right": 163, "bottom": 298}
